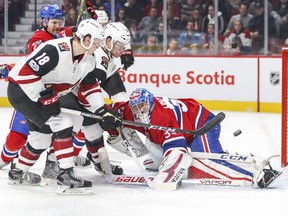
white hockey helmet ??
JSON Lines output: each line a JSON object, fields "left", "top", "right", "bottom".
{"left": 104, "top": 22, "right": 131, "bottom": 50}
{"left": 95, "top": 10, "right": 108, "bottom": 26}
{"left": 76, "top": 18, "right": 104, "bottom": 49}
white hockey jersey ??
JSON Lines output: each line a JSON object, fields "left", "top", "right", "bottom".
{"left": 94, "top": 47, "right": 120, "bottom": 80}
{"left": 8, "top": 37, "right": 98, "bottom": 103}
{"left": 93, "top": 47, "right": 127, "bottom": 102}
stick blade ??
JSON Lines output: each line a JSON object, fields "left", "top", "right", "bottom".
{"left": 196, "top": 112, "right": 226, "bottom": 135}
{"left": 152, "top": 181, "right": 182, "bottom": 191}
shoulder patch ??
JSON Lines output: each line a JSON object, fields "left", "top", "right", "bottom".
{"left": 58, "top": 42, "right": 70, "bottom": 51}
{"left": 101, "top": 56, "right": 109, "bottom": 69}
{"left": 32, "top": 40, "right": 43, "bottom": 50}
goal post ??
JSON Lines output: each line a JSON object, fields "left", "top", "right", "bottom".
{"left": 282, "top": 47, "right": 288, "bottom": 167}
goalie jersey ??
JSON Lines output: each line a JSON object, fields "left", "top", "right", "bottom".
{"left": 113, "top": 97, "right": 212, "bottom": 153}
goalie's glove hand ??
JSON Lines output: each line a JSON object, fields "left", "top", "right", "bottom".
{"left": 39, "top": 88, "right": 60, "bottom": 118}
{"left": 95, "top": 105, "right": 122, "bottom": 131}
{"left": 0, "top": 64, "right": 12, "bottom": 79}
{"left": 120, "top": 49, "right": 134, "bottom": 70}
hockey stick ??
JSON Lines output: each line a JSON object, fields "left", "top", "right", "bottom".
{"left": 112, "top": 175, "right": 252, "bottom": 187}
{"left": 117, "top": 127, "right": 154, "bottom": 189}
{"left": 61, "top": 108, "right": 225, "bottom": 136}
{"left": 76, "top": 0, "right": 87, "bottom": 26}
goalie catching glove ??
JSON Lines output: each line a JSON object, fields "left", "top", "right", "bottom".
{"left": 39, "top": 88, "right": 61, "bottom": 117}
{"left": 95, "top": 104, "right": 122, "bottom": 130}
{"left": 120, "top": 49, "right": 134, "bottom": 70}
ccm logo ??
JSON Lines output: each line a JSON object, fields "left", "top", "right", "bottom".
{"left": 220, "top": 154, "right": 248, "bottom": 161}
{"left": 43, "top": 95, "right": 58, "bottom": 105}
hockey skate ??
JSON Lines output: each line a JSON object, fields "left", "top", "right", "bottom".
{"left": 42, "top": 158, "right": 60, "bottom": 180}
{"left": 8, "top": 168, "right": 41, "bottom": 185}
{"left": 74, "top": 155, "right": 91, "bottom": 167}
{"left": 87, "top": 152, "right": 123, "bottom": 175}
{"left": 256, "top": 164, "right": 282, "bottom": 188}
{"left": 0, "top": 157, "right": 9, "bottom": 169}
{"left": 56, "top": 167, "right": 92, "bottom": 195}
{"left": 253, "top": 155, "right": 282, "bottom": 188}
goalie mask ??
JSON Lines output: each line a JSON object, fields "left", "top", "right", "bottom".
{"left": 129, "top": 88, "right": 155, "bottom": 124}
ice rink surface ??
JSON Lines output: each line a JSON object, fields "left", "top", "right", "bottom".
{"left": 0, "top": 107, "right": 287, "bottom": 216}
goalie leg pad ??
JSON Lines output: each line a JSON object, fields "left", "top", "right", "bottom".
{"left": 153, "top": 149, "right": 192, "bottom": 190}
{"left": 143, "top": 139, "right": 163, "bottom": 171}
{"left": 106, "top": 127, "right": 149, "bottom": 157}
{"left": 188, "top": 152, "right": 282, "bottom": 188}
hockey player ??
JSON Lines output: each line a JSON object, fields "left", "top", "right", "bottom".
{"left": 107, "top": 88, "right": 282, "bottom": 189}
{"left": 0, "top": 4, "right": 90, "bottom": 176}
{"left": 74, "top": 21, "right": 139, "bottom": 174}
{"left": 7, "top": 18, "right": 121, "bottom": 194}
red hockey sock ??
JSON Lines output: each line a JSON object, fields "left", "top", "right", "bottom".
{"left": 52, "top": 136, "right": 74, "bottom": 168}
{"left": 72, "top": 130, "right": 85, "bottom": 156}
{"left": 1, "top": 130, "right": 28, "bottom": 163}
{"left": 17, "top": 145, "right": 41, "bottom": 171}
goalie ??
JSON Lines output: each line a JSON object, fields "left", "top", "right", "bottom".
{"left": 107, "top": 88, "right": 282, "bottom": 189}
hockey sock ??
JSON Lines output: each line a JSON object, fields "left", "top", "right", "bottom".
{"left": 17, "top": 143, "right": 43, "bottom": 171}
{"left": 72, "top": 130, "right": 86, "bottom": 156}
{"left": 1, "top": 130, "right": 28, "bottom": 163}
{"left": 53, "top": 136, "right": 74, "bottom": 169}
{"left": 46, "top": 145, "right": 57, "bottom": 162}
{"left": 86, "top": 136, "right": 104, "bottom": 163}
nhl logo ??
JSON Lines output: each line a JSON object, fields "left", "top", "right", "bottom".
{"left": 270, "top": 71, "right": 280, "bottom": 86}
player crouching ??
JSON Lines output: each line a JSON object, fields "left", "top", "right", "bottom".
{"left": 107, "top": 88, "right": 282, "bottom": 190}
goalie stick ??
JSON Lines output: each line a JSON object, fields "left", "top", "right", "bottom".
{"left": 61, "top": 108, "right": 225, "bottom": 136}
{"left": 117, "top": 127, "right": 154, "bottom": 189}
{"left": 111, "top": 175, "right": 252, "bottom": 187}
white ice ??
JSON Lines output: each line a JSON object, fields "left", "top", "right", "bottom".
{"left": 0, "top": 108, "right": 287, "bottom": 216}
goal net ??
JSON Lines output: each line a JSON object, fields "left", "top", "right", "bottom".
{"left": 282, "top": 47, "right": 288, "bottom": 167}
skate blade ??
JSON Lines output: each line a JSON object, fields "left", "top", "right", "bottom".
{"left": 40, "top": 177, "right": 56, "bottom": 187}
{"left": 74, "top": 163, "right": 92, "bottom": 168}
{"left": 7, "top": 179, "right": 41, "bottom": 186}
{"left": 56, "top": 185, "right": 93, "bottom": 195}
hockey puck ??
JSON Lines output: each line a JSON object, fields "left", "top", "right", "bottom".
{"left": 233, "top": 129, "right": 242, "bottom": 137}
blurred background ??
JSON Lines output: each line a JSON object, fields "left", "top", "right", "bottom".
{"left": 0, "top": 0, "right": 287, "bottom": 56}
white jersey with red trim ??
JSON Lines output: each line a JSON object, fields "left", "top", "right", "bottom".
{"left": 8, "top": 37, "right": 96, "bottom": 102}
{"left": 94, "top": 47, "right": 119, "bottom": 80}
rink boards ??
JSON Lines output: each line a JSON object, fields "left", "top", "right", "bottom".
{"left": 0, "top": 55, "right": 281, "bottom": 112}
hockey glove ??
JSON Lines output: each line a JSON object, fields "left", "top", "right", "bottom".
{"left": 86, "top": 2, "right": 97, "bottom": 19}
{"left": 87, "top": 7, "right": 97, "bottom": 19}
{"left": 0, "top": 64, "right": 12, "bottom": 79}
{"left": 39, "top": 88, "right": 61, "bottom": 117}
{"left": 120, "top": 49, "right": 134, "bottom": 70}
{"left": 95, "top": 105, "right": 122, "bottom": 131}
